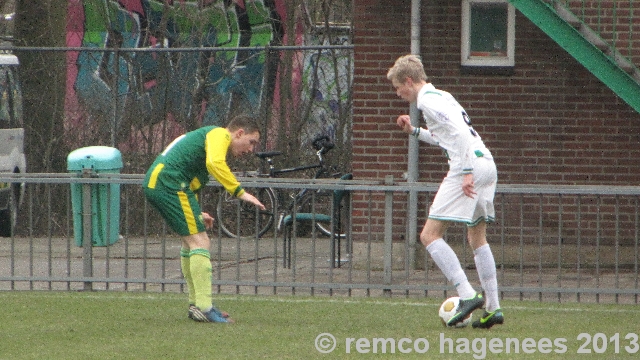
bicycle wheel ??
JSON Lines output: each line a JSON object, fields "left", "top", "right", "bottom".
{"left": 215, "top": 187, "right": 276, "bottom": 238}
{"left": 297, "top": 189, "right": 347, "bottom": 239}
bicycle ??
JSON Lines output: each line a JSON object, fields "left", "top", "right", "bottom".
{"left": 215, "top": 136, "right": 348, "bottom": 239}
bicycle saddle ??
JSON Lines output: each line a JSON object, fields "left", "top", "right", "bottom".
{"left": 255, "top": 151, "right": 282, "bottom": 159}
{"left": 312, "top": 135, "right": 335, "bottom": 152}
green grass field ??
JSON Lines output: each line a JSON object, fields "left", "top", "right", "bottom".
{"left": 0, "top": 291, "right": 638, "bottom": 359}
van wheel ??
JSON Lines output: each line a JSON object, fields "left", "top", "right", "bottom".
{"left": 0, "top": 186, "right": 17, "bottom": 237}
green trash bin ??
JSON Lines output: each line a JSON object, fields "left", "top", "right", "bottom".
{"left": 67, "top": 146, "right": 122, "bottom": 247}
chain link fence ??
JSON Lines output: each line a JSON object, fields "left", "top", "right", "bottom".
{"left": 10, "top": 0, "right": 353, "bottom": 231}
{"left": 13, "top": 43, "right": 353, "bottom": 233}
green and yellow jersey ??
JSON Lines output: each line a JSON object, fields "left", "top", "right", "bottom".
{"left": 143, "top": 126, "right": 244, "bottom": 197}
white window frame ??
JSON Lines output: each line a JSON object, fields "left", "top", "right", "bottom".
{"left": 461, "top": 0, "right": 515, "bottom": 67}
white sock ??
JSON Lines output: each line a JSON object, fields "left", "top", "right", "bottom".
{"left": 426, "top": 239, "right": 476, "bottom": 298}
{"left": 474, "top": 244, "right": 500, "bottom": 312}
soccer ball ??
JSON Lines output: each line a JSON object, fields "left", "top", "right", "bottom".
{"left": 438, "top": 296, "right": 472, "bottom": 328}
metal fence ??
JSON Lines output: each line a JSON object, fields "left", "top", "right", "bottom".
{"left": 0, "top": 173, "right": 638, "bottom": 304}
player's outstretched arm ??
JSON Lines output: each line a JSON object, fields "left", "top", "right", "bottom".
{"left": 239, "top": 192, "right": 266, "bottom": 210}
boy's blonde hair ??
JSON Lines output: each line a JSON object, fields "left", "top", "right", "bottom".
{"left": 386, "top": 54, "right": 428, "bottom": 83}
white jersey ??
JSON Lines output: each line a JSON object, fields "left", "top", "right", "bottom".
{"left": 415, "top": 83, "right": 492, "bottom": 175}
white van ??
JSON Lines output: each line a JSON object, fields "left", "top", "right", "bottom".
{"left": 0, "top": 53, "right": 26, "bottom": 237}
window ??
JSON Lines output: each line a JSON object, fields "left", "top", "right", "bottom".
{"left": 461, "top": 0, "right": 515, "bottom": 68}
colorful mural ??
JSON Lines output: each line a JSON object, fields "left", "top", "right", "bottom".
{"left": 301, "top": 28, "right": 351, "bottom": 148}
{"left": 66, "top": 0, "right": 284, "bottom": 142}
{"left": 65, "top": 0, "right": 351, "bottom": 157}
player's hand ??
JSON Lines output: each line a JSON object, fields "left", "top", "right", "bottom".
{"left": 462, "top": 174, "right": 477, "bottom": 198}
{"left": 396, "top": 115, "right": 414, "bottom": 134}
{"left": 202, "top": 212, "right": 214, "bottom": 229}
{"left": 239, "top": 192, "right": 266, "bottom": 211}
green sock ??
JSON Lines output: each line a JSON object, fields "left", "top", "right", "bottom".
{"left": 189, "top": 249, "right": 212, "bottom": 311}
{"left": 180, "top": 248, "right": 195, "bottom": 306}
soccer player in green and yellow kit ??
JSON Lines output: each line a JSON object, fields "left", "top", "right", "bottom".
{"left": 143, "top": 115, "right": 265, "bottom": 323}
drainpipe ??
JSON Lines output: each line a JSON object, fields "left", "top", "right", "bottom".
{"left": 407, "top": 0, "right": 421, "bottom": 269}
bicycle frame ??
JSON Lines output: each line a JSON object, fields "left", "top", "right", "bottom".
{"left": 262, "top": 148, "right": 326, "bottom": 178}
{"left": 260, "top": 149, "right": 331, "bottom": 233}
{"left": 215, "top": 139, "right": 342, "bottom": 239}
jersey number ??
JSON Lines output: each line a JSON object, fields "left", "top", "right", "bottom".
{"left": 462, "top": 111, "right": 478, "bottom": 137}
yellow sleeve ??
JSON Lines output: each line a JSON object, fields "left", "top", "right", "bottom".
{"left": 204, "top": 128, "right": 246, "bottom": 197}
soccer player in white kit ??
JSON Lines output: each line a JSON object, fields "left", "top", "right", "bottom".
{"left": 387, "top": 54, "right": 503, "bottom": 329}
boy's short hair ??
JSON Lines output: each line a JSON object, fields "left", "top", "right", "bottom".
{"left": 226, "top": 114, "right": 261, "bottom": 135}
{"left": 386, "top": 54, "right": 428, "bottom": 83}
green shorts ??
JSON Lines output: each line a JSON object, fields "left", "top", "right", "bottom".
{"left": 143, "top": 186, "right": 207, "bottom": 236}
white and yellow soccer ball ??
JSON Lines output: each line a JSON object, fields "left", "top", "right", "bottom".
{"left": 438, "top": 296, "right": 472, "bottom": 328}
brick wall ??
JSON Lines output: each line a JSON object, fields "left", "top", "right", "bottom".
{"left": 351, "top": 0, "right": 640, "bottom": 242}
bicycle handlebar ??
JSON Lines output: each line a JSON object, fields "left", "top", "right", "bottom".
{"left": 255, "top": 136, "right": 334, "bottom": 161}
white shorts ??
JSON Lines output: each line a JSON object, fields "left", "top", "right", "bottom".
{"left": 428, "top": 157, "right": 497, "bottom": 226}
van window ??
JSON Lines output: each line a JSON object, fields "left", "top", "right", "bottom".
{"left": 0, "top": 66, "right": 22, "bottom": 129}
